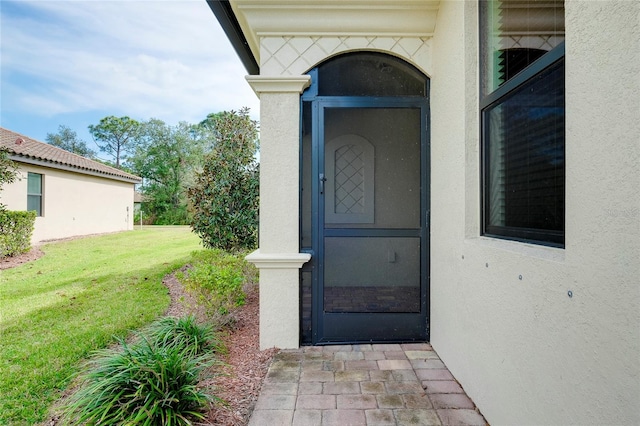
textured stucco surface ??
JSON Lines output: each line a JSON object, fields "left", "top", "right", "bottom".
{"left": 429, "top": 1, "right": 640, "bottom": 425}
{"left": 258, "top": 268, "right": 300, "bottom": 349}
{"left": 247, "top": 79, "right": 310, "bottom": 349}
{"left": 256, "top": 91, "right": 303, "bottom": 254}
{"left": 1, "top": 164, "right": 135, "bottom": 243}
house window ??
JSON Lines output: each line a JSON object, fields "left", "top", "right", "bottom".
{"left": 27, "top": 172, "right": 43, "bottom": 216}
{"left": 480, "top": 0, "right": 565, "bottom": 247}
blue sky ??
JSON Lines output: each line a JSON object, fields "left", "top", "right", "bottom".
{"left": 0, "top": 0, "right": 259, "bottom": 157}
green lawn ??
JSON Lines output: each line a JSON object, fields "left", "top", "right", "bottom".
{"left": 0, "top": 227, "right": 202, "bottom": 425}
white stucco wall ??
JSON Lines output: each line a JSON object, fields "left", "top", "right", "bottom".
{"left": 245, "top": 77, "right": 311, "bottom": 349}
{"left": 1, "top": 163, "right": 135, "bottom": 244}
{"left": 429, "top": 1, "right": 640, "bottom": 425}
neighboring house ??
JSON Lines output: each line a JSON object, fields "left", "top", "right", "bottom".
{"left": 0, "top": 128, "right": 141, "bottom": 244}
{"left": 209, "top": 0, "right": 639, "bottom": 425}
{"left": 133, "top": 191, "right": 145, "bottom": 213}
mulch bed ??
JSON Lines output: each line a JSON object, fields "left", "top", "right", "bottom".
{"left": 162, "top": 271, "right": 278, "bottom": 425}
{"left": 163, "top": 274, "right": 278, "bottom": 426}
{"left": 0, "top": 247, "right": 44, "bottom": 269}
{"left": 202, "top": 289, "right": 278, "bottom": 424}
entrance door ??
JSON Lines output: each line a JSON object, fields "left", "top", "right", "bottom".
{"left": 312, "top": 100, "right": 429, "bottom": 343}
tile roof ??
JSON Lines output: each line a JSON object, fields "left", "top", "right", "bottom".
{"left": 133, "top": 191, "right": 147, "bottom": 203}
{"left": 0, "top": 127, "right": 141, "bottom": 183}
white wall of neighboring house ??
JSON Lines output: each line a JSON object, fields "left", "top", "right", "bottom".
{"left": 1, "top": 163, "right": 135, "bottom": 244}
{"left": 429, "top": 1, "right": 639, "bottom": 425}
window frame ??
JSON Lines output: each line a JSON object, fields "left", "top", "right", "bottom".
{"left": 480, "top": 41, "right": 566, "bottom": 248}
{"left": 27, "top": 172, "right": 43, "bottom": 217}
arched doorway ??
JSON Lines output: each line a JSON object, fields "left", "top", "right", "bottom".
{"left": 300, "top": 53, "right": 430, "bottom": 344}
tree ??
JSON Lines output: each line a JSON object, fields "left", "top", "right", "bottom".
{"left": 127, "top": 119, "right": 205, "bottom": 225}
{"left": 88, "top": 116, "right": 141, "bottom": 168}
{"left": 0, "top": 148, "right": 17, "bottom": 188}
{"left": 188, "top": 108, "right": 259, "bottom": 251}
{"left": 0, "top": 147, "right": 18, "bottom": 209}
{"left": 45, "top": 125, "right": 96, "bottom": 158}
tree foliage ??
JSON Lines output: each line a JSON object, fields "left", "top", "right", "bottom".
{"left": 88, "top": 116, "right": 141, "bottom": 167}
{"left": 0, "top": 147, "right": 18, "bottom": 210}
{"left": 0, "top": 148, "right": 17, "bottom": 187}
{"left": 188, "top": 108, "right": 259, "bottom": 251}
{"left": 37, "top": 109, "right": 259, "bottom": 230}
{"left": 127, "top": 119, "right": 205, "bottom": 225}
{"left": 45, "top": 125, "right": 96, "bottom": 158}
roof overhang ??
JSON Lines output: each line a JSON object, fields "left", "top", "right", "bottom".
{"left": 209, "top": 0, "right": 441, "bottom": 75}
{"left": 207, "top": 0, "right": 259, "bottom": 75}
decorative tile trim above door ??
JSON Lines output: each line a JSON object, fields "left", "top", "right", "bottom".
{"left": 260, "top": 36, "right": 432, "bottom": 76}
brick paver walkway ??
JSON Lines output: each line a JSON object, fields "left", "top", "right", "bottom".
{"left": 249, "top": 343, "right": 487, "bottom": 425}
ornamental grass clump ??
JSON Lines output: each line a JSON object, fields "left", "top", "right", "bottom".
{"left": 146, "top": 315, "right": 224, "bottom": 356}
{"left": 62, "top": 317, "right": 220, "bottom": 425}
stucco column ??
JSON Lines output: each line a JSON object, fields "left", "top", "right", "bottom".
{"left": 245, "top": 76, "right": 311, "bottom": 349}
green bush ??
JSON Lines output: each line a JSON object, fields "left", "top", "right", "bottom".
{"left": 188, "top": 108, "right": 259, "bottom": 251}
{"left": 153, "top": 206, "right": 190, "bottom": 225}
{"left": 0, "top": 210, "right": 36, "bottom": 258}
{"left": 179, "top": 250, "right": 257, "bottom": 324}
{"left": 62, "top": 317, "right": 219, "bottom": 425}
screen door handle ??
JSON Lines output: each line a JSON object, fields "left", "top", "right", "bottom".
{"left": 319, "top": 174, "right": 327, "bottom": 194}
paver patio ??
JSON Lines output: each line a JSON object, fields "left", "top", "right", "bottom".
{"left": 249, "top": 343, "right": 487, "bottom": 425}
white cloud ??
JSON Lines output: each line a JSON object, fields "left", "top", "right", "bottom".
{"left": 1, "top": 0, "right": 259, "bottom": 126}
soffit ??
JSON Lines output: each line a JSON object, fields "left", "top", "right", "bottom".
{"left": 229, "top": 0, "right": 441, "bottom": 66}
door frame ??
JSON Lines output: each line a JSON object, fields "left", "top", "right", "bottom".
{"left": 307, "top": 97, "right": 431, "bottom": 345}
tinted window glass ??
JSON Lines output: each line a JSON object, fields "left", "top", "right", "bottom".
{"left": 318, "top": 53, "right": 426, "bottom": 97}
{"left": 27, "top": 172, "right": 43, "bottom": 216}
{"left": 484, "top": 58, "right": 565, "bottom": 243}
{"left": 480, "top": 0, "right": 565, "bottom": 246}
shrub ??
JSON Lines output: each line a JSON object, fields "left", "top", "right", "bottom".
{"left": 146, "top": 315, "right": 223, "bottom": 356}
{"left": 62, "top": 317, "right": 220, "bottom": 425}
{"left": 179, "top": 249, "right": 257, "bottom": 324}
{"left": 153, "top": 206, "right": 190, "bottom": 225}
{"left": 188, "top": 108, "right": 259, "bottom": 251}
{"left": 0, "top": 210, "right": 36, "bottom": 258}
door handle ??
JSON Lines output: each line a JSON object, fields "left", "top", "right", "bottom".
{"left": 319, "top": 174, "right": 327, "bottom": 195}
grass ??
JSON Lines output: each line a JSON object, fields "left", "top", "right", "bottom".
{"left": 62, "top": 317, "right": 220, "bottom": 425}
{"left": 0, "top": 227, "right": 202, "bottom": 425}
